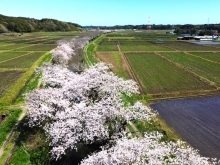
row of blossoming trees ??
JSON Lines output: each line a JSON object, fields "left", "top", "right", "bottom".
{"left": 25, "top": 32, "right": 216, "bottom": 164}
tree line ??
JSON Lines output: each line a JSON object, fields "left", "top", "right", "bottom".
{"left": 85, "top": 24, "right": 220, "bottom": 35}
{"left": 0, "top": 14, "right": 82, "bottom": 33}
{"left": 23, "top": 32, "right": 216, "bottom": 164}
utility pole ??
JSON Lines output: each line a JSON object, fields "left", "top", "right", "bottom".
{"left": 147, "top": 16, "right": 151, "bottom": 30}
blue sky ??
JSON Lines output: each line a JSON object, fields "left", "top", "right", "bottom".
{"left": 0, "top": 0, "right": 219, "bottom": 26}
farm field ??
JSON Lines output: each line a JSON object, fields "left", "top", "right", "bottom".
{"left": 94, "top": 30, "right": 220, "bottom": 159}
{"left": 0, "top": 51, "right": 28, "bottom": 62}
{"left": 187, "top": 52, "right": 220, "bottom": 63}
{"left": 125, "top": 52, "right": 214, "bottom": 94}
{"left": 0, "top": 31, "right": 83, "bottom": 164}
{"left": 119, "top": 41, "right": 174, "bottom": 51}
{"left": 161, "top": 41, "right": 220, "bottom": 51}
{"left": 0, "top": 71, "right": 23, "bottom": 97}
{"left": 97, "top": 40, "right": 118, "bottom": 51}
{"left": 150, "top": 96, "right": 220, "bottom": 159}
{"left": 96, "top": 30, "right": 220, "bottom": 98}
{"left": 0, "top": 32, "right": 78, "bottom": 102}
{"left": 96, "top": 52, "right": 130, "bottom": 78}
{"left": 158, "top": 52, "right": 220, "bottom": 86}
{"left": 0, "top": 52, "right": 46, "bottom": 68}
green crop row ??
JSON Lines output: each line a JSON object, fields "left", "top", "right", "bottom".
{"left": 0, "top": 52, "right": 30, "bottom": 62}
{"left": 125, "top": 52, "right": 213, "bottom": 94}
{"left": 97, "top": 45, "right": 118, "bottom": 51}
{"left": 106, "top": 31, "right": 176, "bottom": 39}
{"left": 120, "top": 44, "right": 173, "bottom": 51}
{"left": 159, "top": 52, "right": 220, "bottom": 86}
{"left": 161, "top": 41, "right": 220, "bottom": 51}
{"left": 98, "top": 39, "right": 174, "bottom": 51}
{"left": 15, "top": 44, "right": 56, "bottom": 51}
{"left": 0, "top": 52, "right": 45, "bottom": 68}
{"left": 0, "top": 44, "right": 29, "bottom": 50}
{"left": 188, "top": 52, "right": 220, "bottom": 63}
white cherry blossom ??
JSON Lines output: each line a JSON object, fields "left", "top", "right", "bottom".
{"left": 25, "top": 33, "right": 216, "bottom": 164}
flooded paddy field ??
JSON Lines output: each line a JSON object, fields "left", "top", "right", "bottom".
{"left": 150, "top": 96, "right": 220, "bottom": 159}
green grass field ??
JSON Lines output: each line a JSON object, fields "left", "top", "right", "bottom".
{"left": 0, "top": 31, "right": 82, "bottom": 164}
{"left": 125, "top": 52, "right": 213, "bottom": 94}
{"left": 120, "top": 42, "right": 173, "bottom": 51}
{"left": 159, "top": 52, "right": 220, "bottom": 86}
{"left": 96, "top": 30, "right": 220, "bottom": 98}
{"left": 15, "top": 44, "right": 56, "bottom": 51}
{"left": 188, "top": 52, "right": 220, "bottom": 63}
{"left": 0, "top": 32, "right": 77, "bottom": 101}
{"left": 0, "top": 44, "right": 27, "bottom": 50}
{"left": 0, "top": 52, "right": 45, "bottom": 68}
{"left": 0, "top": 52, "right": 29, "bottom": 62}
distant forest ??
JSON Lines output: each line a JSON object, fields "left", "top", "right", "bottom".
{"left": 1, "top": 13, "right": 220, "bottom": 35}
{"left": 85, "top": 24, "right": 220, "bottom": 35}
{"left": 0, "top": 14, "right": 82, "bottom": 33}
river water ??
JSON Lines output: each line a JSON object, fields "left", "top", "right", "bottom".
{"left": 150, "top": 96, "right": 220, "bottom": 159}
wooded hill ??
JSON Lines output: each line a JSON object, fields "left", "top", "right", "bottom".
{"left": 0, "top": 14, "right": 82, "bottom": 33}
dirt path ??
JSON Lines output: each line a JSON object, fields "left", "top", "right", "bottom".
{"left": 128, "top": 121, "right": 143, "bottom": 138}
{"left": 116, "top": 44, "right": 144, "bottom": 93}
{"left": 0, "top": 104, "right": 27, "bottom": 159}
{"left": 184, "top": 51, "right": 220, "bottom": 65}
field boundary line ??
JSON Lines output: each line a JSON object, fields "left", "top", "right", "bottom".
{"left": 0, "top": 68, "right": 28, "bottom": 72}
{"left": 0, "top": 52, "right": 33, "bottom": 64}
{"left": 184, "top": 52, "right": 220, "bottom": 65}
{"left": 148, "top": 88, "right": 220, "bottom": 100}
{"left": 159, "top": 44, "right": 179, "bottom": 51}
{"left": 117, "top": 44, "right": 143, "bottom": 93}
{"left": 0, "top": 52, "right": 51, "bottom": 105}
{"left": 0, "top": 44, "right": 14, "bottom": 47}
{"left": 96, "top": 50, "right": 220, "bottom": 53}
{"left": 95, "top": 50, "right": 220, "bottom": 53}
{"left": 11, "top": 44, "right": 38, "bottom": 51}
{"left": 0, "top": 44, "right": 37, "bottom": 51}
{"left": 154, "top": 43, "right": 178, "bottom": 51}
{"left": 155, "top": 52, "right": 218, "bottom": 89}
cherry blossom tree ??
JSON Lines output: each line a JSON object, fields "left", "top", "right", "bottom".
{"left": 25, "top": 33, "right": 216, "bottom": 164}
{"left": 81, "top": 132, "right": 215, "bottom": 165}
{"left": 26, "top": 62, "right": 155, "bottom": 160}
{"left": 50, "top": 41, "right": 74, "bottom": 67}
